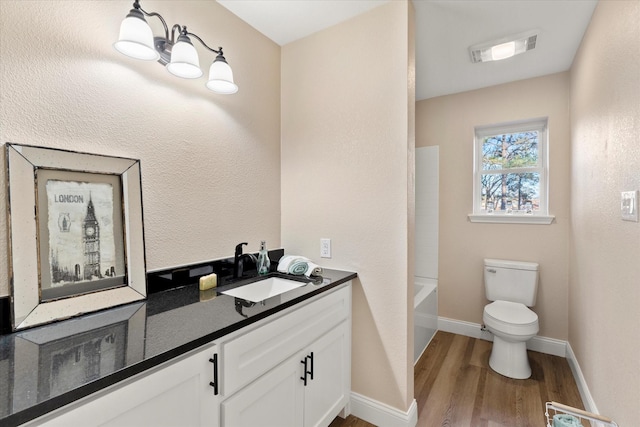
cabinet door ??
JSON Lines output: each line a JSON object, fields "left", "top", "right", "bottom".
{"left": 221, "top": 352, "right": 304, "bottom": 427}
{"left": 33, "top": 344, "right": 220, "bottom": 427}
{"left": 303, "top": 320, "right": 350, "bottom": 427}
{"left": 221, "top": 286, "right": 350, "bottom": 396}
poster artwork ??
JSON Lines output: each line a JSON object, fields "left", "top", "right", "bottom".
{"left": 46, "top": 180, "right": 119, "bottom": 289}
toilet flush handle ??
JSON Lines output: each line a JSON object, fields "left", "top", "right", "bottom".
{"left": 486, "top": 268, "right": 496, "bottom": 273}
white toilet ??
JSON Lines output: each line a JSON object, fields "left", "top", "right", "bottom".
{"left": 483, "top": 258, "right": 539, "bottom": 379}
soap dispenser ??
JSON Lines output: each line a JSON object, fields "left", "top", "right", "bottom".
{"left": 257, "top": 241, "right": 271, "bottom": 275}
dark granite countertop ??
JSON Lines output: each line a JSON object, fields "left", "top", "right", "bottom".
{"left": 0, "top": 265, "right": 356, "bottom": 426}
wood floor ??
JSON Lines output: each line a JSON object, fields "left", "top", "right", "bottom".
{"left": 330, "top": 331, "right": 586, "bottom": 427}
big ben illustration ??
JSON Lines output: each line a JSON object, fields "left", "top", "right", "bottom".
{"left": 83, "top": 194, "right": 102, "bottom": 280}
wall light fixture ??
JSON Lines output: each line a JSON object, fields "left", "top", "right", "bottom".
{"left": 469, "top": 30, "right": 538, "bottom": 63}
{"left": 114, "top": 0, "right": 238, "bottom": 94}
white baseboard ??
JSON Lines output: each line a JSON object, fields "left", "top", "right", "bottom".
{"left": 349, "top": 392, "right": 417, "bottom": 427}
{"left": 438, "top": 316, "right": 492, "bottom": 340}
{"left": 566, "top": 342, "right": 600, "bottom": 416}
{"left": 437, "top": 316, "right": 567, "bottom": 357}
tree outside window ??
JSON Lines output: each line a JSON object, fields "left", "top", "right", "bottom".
{"left": 474, "top": 118, "right": 548, "bottom": 217}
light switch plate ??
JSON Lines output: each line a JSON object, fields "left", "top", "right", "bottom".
{"left": 621, "top": 190, "right": 638, "bottom": 222}
{"left": 320, "top": 238, "right": 331, "bottom": 258}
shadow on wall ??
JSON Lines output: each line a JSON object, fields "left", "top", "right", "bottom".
{"left": 351, "top": 277, "right": 408, "bottom": 411}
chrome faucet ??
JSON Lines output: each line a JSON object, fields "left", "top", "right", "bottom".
{"left": 233, "top": 242, "right": 257, "bottom": 279}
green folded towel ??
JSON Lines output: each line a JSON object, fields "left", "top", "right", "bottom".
{"left": 553, "top": 414, "right": 582, "bottom": 427}
{"left": 288, "top": 261, "right": 309, "bottom": 275}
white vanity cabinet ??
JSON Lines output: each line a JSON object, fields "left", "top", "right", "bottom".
{"left": 24, "top": 283, "right": 351, "bottom": 427}
{"left": 220, "top": 284, "right": 351, "bottom": 427}
{"left": 221, "top": 320, "right": 350, "bottom": 427}
{"left": 28, "top": 342, "right": 221, "bottom": 427}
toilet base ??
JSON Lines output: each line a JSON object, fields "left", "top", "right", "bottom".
{"left": 488, "top": 335, "right": 532, "bottom": 379}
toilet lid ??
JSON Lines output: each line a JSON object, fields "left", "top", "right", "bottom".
{"left": 484, "top": 300, "right": 538, "bottom": 325}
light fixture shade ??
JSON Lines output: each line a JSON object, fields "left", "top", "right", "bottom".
{"left": 206, "top": 55, "right": 238, "bottom": 94}
{"left": 166, "top": 35, "right": 203, "bottom": 79}
{"left": 491, "top": 41, "right": 516, "bottom": 61}
{"left": 113, "top": 9, "right": 159, "bottom": 61}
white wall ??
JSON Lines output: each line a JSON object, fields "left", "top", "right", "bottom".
{"left": 569, "top": 1, "right": 640, "bottom": 424}
{"left": 281, "top": 0, "right": 415, "bottom": 413}
{"left": 0, "top": 0, "right": 282, "bottom": 299}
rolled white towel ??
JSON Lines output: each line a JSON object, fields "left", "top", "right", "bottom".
{"left": 277, "top": 255, "right": 323, "bottom": 277}
{"left": 304, "top": 261, "right": 323, "bottom": 278}
{"left": 277, "top": 255, "right": 303, "bottom": 273}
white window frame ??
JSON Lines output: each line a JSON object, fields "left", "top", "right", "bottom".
{"left": 469, "top": 117, "right": 554, "bottom": 224}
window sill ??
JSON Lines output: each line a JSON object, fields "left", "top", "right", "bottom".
{"left": 468, "top": 214, "right": 555, "bottom": 225}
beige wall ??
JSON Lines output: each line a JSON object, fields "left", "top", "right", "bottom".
{"left": 12, "top": 0, "right": 637, "bottom": 423}
{"left": 0, "top": 0, "right": 281, "bottom": 298}
{"left": 416, "top": 73, "right": 572, "bottom": 340}
{"left": 281, "top": 1, "right": 415, "bottom": 412}
{"left": 3, "top": 0, "right": 418, "bottom": 415}
{"left": 569, "top": 1, "right": 640, "bottom": 424}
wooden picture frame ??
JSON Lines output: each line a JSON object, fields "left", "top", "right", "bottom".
{"left": 5, "top": 143, "right": 147, "bottom": 331}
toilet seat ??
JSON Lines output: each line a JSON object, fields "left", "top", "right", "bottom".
{"left": 483, "top": 300, "right": 539, "bottom": 336}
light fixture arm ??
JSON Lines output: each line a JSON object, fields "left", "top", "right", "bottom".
{"left": 185, "top": 31, "right": 223, "bottom": 55}
{"left": 133, "top": 1, "right": 223, "bottom": 56}
{"left": 131, "top": 0, "right": 170, "bottom": 42}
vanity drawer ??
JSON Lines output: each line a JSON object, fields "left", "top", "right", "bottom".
{"left": 220, "top": 285, "right": 351, "bottom": 396}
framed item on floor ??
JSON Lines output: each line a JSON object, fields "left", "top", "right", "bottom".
{"left": 5, "top": 143, "right": 147, "bottom": 331}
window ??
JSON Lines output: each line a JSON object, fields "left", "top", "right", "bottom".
{"left": 470, "top": 118, "right": 553, "bottom": 224}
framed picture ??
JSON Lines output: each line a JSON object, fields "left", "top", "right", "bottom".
{"left": 6, "top": 143, "right": 147, "bottom": 331}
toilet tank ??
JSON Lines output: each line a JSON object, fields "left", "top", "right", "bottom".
{"left": 484, "top": 259, "right": 539, "bottom": 306}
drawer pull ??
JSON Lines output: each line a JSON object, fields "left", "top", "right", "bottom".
{"left": 209, "top": 354, "right": 219, "bottom": 395}
{"left": 308, "top": 352, "right": 314, "bottom": 380}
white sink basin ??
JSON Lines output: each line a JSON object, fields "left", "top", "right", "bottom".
{"left": 221, "top": 277, "right": 308, "bottom": 302}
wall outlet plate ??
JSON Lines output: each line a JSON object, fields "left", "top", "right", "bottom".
{"left": 621, "top": 190, "right": 638, "bottom": 222}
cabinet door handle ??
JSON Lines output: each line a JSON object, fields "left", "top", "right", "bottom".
{"left": 308, "top": 352, "right": 314, "bottom": 380}
{"left": 300, "top": 353, "right": 315, "bottom": 386}
{"left": 209, "top": 354, "right": 219, "bottom": 395}
{"left": 300, "top": 358, "right": 308, "bottom": 386}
